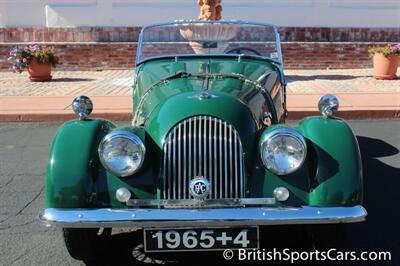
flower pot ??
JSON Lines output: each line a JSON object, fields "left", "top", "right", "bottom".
{"left": 372, "top": 53, "right": 399, "bottom": 80}
{"left": 28, "top": 59, "right": 52, "bottom": 82}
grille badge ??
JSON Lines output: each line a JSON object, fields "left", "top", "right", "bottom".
{"left": 189, "top": 177, "right": 210, "bottom": 200}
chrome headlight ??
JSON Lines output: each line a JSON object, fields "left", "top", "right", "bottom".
{"left": 72, "top": 95, "right": 93, "bottom": 120}
{"left": 98, "top": 130, "right": 145, "bottom": 177}
{"left": 259, "top": 128, "right": 307, "bottom": 175}
{"left": 318, "top": 94, "right": 339, "bottom": 117}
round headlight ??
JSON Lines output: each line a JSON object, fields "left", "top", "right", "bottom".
{"left": 98, "top": 130, "right": 145, "bottom": 177}
{"left": 259, "top": 128, "right": 307, "bottom": 175}
{"left": 318, "top": 94, "right": 339, "bottom": 117}
{"left": 72, "top": 95, "right": 93, "bottom": 120}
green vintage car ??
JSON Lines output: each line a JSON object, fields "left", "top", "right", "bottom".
{"left": 40, "top": 21, "right": 366, "bottom": 260}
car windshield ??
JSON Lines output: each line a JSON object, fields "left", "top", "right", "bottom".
{"left": 136, "top": 20, "right": 282, "bottom": 65}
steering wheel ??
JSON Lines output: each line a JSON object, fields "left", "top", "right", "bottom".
{"left": 225, "top": 47, "right": 262, "bottom": 56}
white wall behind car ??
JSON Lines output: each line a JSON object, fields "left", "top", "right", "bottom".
{"left": 0, "top": 0, "right": 399, "bottom": 28}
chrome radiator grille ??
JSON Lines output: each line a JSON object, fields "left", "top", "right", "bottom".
{"left": 162, "top": 116, "right": 245, "bottom": 199}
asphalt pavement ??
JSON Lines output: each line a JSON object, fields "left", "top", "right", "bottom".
{"left": 0, "top": 120, "right": 399, "bottom": 266}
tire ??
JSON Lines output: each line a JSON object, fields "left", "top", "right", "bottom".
{"left": 62, "top": 228, "right": 111, "bottom": 261}
{"left": 308, "top": 224, "right": 347, "bottom": 250}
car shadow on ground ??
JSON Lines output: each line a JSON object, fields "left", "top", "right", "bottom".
{"left": 345, "top": 136, "right": 399, "bottom": 264}
{"left": 83, "top": 135, "right": 399, "bottom": 266}
{"left": 51, "top": 78, "right": 96, "bottom": 82}
{"left": 285, "top": 75, "right": 370, "bottom": 82}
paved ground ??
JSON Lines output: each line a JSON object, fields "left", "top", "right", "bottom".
{"left": 0, "top": 69, "right": 399, "bottom": 96}
{"left": 285, "top": 69, "right": 400, "bottom": 94}
{"left": 0, "top": 120, "right": 399, "bottom": 266}
{"left": 0, "top": 70, "right": 134, "bottom": 97}
{"left": 0, "top": 68, "right": 399, "bottom": 121}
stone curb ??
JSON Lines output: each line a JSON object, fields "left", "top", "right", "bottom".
{"left": 0, "top": 110, "right": 398, "bottom": 122}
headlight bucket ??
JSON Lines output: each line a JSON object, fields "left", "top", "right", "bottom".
{"left": 318, "top": 94, "right": 339, "bottom": 117}
{"left": 259, "top": 127, "right": 307, "bottom": 175}
{"left": 98, "top": 130, "right": 146, "bottom": 177}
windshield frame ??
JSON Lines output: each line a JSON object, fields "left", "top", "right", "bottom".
{"left": 135, "top": 20, "right": 283, "bottom": 67}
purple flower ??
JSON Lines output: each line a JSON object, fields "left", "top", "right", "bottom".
{"left": 29, "top": 44, "right": 39, "bottom": 53}
{"left": 392, "top": 43, "right": 400, "bottom": 52}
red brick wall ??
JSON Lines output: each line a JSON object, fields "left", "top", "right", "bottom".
{"left": 282, "top": 42, "right": 373, "bottom": 69}
{"left": 0, "top": 42, "right": 376, "bottom": 70}
{"left": 1, "top": 26, "right": 395, "bottom": 70}
{"left": 1, "top": 27, "right": 399, "bottom": 42}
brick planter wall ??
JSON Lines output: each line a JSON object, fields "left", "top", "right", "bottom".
{"left": 0, "top": 42, "right": 376, "bottom": 70}
{"left": 1, "top": 27, "right": 398, "bottom": 70}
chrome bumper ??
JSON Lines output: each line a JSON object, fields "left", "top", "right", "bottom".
{"left": 40, "top": 206, "right": 367, "bottom": 228}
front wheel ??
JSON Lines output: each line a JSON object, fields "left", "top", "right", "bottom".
{"left": 62, "top": 228, "right": 111, "bottom": 261}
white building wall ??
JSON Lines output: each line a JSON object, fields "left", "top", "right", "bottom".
{"left": 0, "top": 0, "right": 399, "bottom": 28}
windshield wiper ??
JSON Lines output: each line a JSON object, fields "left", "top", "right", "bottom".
{"left": 151, "top": 71, "right": 268, "bottom": 90}
{"left": 148, "top": 71, "right": 192, "bottom": 90}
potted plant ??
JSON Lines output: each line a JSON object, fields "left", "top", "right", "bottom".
{"left": 8, "top": 45, "right": 59, "bottom": 81}
{"left": 368, "top": 43, "right": 400, "bottom": 80}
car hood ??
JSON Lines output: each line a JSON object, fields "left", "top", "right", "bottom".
{"left": 134, "top": 57, "right": 279, "bottom": 147}
{"left": 144, "top": 90, "right": 258, "bottom": 148}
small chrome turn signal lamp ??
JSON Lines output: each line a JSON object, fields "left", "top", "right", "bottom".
{"left": 318, "top": 94, "right": 339, "bottom": 118}
{"left": 116, "top": 187, "right": 131, "bottom": 203}
{"left": 273, "top": 187, "right": 290, "bottom": 202}
{"left": 72, "top": 95, "right": 93, "bottom": 120}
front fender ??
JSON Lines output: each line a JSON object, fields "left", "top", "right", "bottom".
{"left": 299, "top": 117, "right": 363, "bottom": 206}
{"left": 45, "top": 119, "right": 115, "bottom": 208}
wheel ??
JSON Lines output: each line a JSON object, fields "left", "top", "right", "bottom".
{"left": 308, "top": 224, "right": 347, "bottom": 250}
{"left": 62, "top": 228, "right": 111, "bottom": 261}
{"left": 225, "top": 47, "right": 262, "bottom": 56}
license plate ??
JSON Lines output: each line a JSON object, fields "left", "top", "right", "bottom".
{"left": 144, "top": 227, "right": 259, "bottom": 252}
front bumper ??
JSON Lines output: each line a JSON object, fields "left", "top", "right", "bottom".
{"left": 40, "top": 205, "right": 367, "bottom": 228}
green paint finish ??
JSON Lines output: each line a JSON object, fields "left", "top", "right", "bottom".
{"left": 133, "top": 57, "right": 278, "bottom": 129}
{"left": 45, "top": 119, "right": 115, "bottom": 208}
{"left": 94, "top": 125, "right": 159, "bottom": 207}
{"left": 46, "top": 122, "right": 159, "bottom": 208}
{"left": 299, "top": 117, "right": 363, "bottom": 206}
{"left": 254, "top": 119, "right": 363, "bottom": 207}
{"left": 145, "top": 91, "right": 257, "bottom": 148}
{"left": 46, "top": 56, "right": 362, "bottom": 210}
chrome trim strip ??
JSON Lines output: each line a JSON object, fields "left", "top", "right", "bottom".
{"left": 198, "top": 115, "right": 202, "bottom": 176}
{"left": 229, "top": 124, "right": 233, "bottom": 197}
{"left": 239, "top": 136, "right": 245, "bottom": 197}
{"left": 203, "top": 116, "right": 207, "bottom": 178}
{"left": 208, "top": 116, "right": 212, "bottom": 198}
{"left": 178, "top": 123, "right": 182, "bottom": 199}
{"left": 219, "top": 119, "right": 223, "bottom": 197}
{"left": 234, "top": 130, "right": 238, "bottom": 197}
{"left": 40, "top": 206, "right": 367, "bottom": 228}
{"left": 188, "top": 117, "right": 192, "bottom": 199}
{"left": 127, "top": 198, "right": 276, "bottom": 208}
{"left": 183, "top": 120, "right": 187, "bottom": 199}
{"left": 172, "top": 127, "right": 177, "bottom": 199}
{"left": 194, "top": 116, "right": 197, "bottom": 177}
{"left": 224, "top": 121, "right": 228, "bottom": 198}
{"left": 163, "top": 138, "right": 167, "bottom": 198}
{"left": 167, "top": 133, "right": 172, "bottom": 199}
{"left": 213, "top": 118, "right": 217, "bottom": 197}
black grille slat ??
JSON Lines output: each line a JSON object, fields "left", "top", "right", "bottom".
{"left": 162, "top": 116, "right": 244, "bottom": 199}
